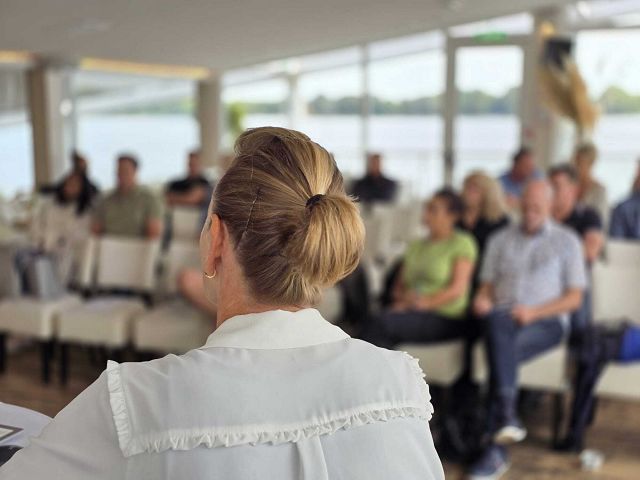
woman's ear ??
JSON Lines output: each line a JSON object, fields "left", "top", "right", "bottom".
{"left": 204, "top": 213, "right": 225, "bottom": 274}
{"left": 209, "top": 213, "right": 226, "bottom": 267}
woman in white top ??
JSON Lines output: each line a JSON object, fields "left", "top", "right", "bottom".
{"left": 0, "top": 127, "right": 443, "bottom": 480}
{"left": 30, "top": 172, "right": 96, "bottom": 283}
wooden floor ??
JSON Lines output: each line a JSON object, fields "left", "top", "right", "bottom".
{"left": 1, "top": 345, "right": 639, "bottom": 479}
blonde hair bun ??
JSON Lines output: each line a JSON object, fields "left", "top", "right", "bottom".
{"left": 212, "top": 127, "right": 365, "bottom": 306}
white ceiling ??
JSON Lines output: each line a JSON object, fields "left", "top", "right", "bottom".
{"left": 0, "top": 0, "right": 576, "bottom": 72}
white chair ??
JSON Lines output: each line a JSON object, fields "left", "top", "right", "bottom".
{"left": 171, "top": 207, "right": 204, "bottom": 241}
{"left": 133, "top": 240, "right": 209, "bottom": 355}
{"left": 56, "top": 236, "right": 160, "bottom": 383}
{"left": 591, "top": 262, "right": 640, "bottom": 400}
{"left": 317, "top": 286, "right": 343, "bottom": 325}
{"left": 605, "top": 240, "right": 640, "bottom": 268}
{"left": 398, "top": 341, "right": 465, "bottom": 387}
{"left": 134, "top": 299, "right": 211, "bottom": 355}
{"left": 0, "top": 294, "right": 81, "bottom": 383}
{"left": 158, "top": 239, "right": 202, "bottom": 296}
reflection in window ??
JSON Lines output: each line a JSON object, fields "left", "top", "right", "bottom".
{"left": 576, "top": 29, "right": 640, "bottom": 202}
{"left": 73, "top": 71, "right": 198, "bottom": 190}
{"left": 0, "top": 70, "right": 33, "bottom": 197}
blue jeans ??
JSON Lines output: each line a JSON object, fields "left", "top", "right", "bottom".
{"left": 484, "top": 309, "right": 564, "bottom": 421}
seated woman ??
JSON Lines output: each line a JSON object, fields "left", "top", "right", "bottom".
{"left": 1, "top": 127, "right": 444, "bottom": 480}
{"left": 458, "top": 171, "right": 509, "bottom": 291}
{"left": 363, "top": 189, "right": 477, "bottom": 349}
{"left": 25, "top": 171, "right": 97, "bottom": 286}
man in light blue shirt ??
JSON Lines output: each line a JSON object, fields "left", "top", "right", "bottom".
{"left": 609, "top": 161, "right": 640, "bottom": 240}
{"left": 468, "top": 180, "right": 586, "bottom": 480}
{"left": 498, "top": 147, "right": 543, "bottom": 210}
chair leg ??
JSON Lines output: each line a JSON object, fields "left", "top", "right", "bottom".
{"left": 40, "top": 340, "right": 54, "bottom": 384}
{"left": 551, "top": 392, "right": 565, "bottom": 447}
{"left": 59, "top": 343, "right": 69, "bottom": 386}
{"left": 0, "top": 333, "right": 6, "bottom": 373}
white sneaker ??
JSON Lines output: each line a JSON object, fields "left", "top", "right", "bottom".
{"left": 494, "top": 423, "right": 527, "bottom": 445}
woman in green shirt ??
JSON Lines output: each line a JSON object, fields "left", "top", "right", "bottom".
{"left": 363, "top": 189, "right": 478, "bottom": 348}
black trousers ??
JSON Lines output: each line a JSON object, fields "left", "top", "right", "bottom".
{"left": 361, "top": 309, "right": 469, "bottom": 350}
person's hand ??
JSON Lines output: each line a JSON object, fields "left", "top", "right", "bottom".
{"left": 411, "top": 294, "right": 432, "bottom": 311}
{"left": 390, "top": 301, "right": 409, "bottom": 313}
{"left": 511, "top": 305, "right": 538, "bottom": 326}
{"left": 473, "top": 294, "right": 493, "bottom": 317}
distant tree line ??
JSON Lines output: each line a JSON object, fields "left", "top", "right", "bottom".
{"left": 106, "top": 86, "right": 640, "bottom": 115}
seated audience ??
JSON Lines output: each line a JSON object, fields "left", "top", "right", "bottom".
{"left": 498, "top": 147, "right": 542, "bottom": 210}
{"left": 573, "top": 142, "right": 608, "bottom": 224}
{"left": 165, "top": 150, "right": 212, "bottom": 208}
{"left": 30, "top": 172, "right": 97, "bottom": 283}
{"left": 1, "top": 127, "right": 444, "bottom": 480}
{"left": 351, "top": 153, "right": 398, "bottom": 204}
{"left": 609, "top": 160, "right": 640, "bottom": 240}
{"left": 458, "top": 171, "right": 510, "bottom": 290}
{"left": 91, "top": 154, "right": 163, "bottom": 239}
{"left": 468, "top": 180, "right": 586, "bottom": 480}
{"left": 549, "top": 164, "right": 604, "bottom": 344}
{"left": 549, "top": 164, "right": 604, "bottom": 264}
{"left": 362, "top": 189, "right": 477, "bottom": 348}
{"left": 39, "top": 150, "right": 99, "bottom": 198}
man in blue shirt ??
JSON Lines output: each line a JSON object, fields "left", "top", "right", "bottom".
{"left": 468, "top": 180, "right": 586, "bottom": 480}
{"left": 609, "top": 161, "right": 640, "bottom": 240}
{"left": 498, "top": 147, "right": 543, "bottom": 210}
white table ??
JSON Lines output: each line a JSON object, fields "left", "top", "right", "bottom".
{"left": 0, "top": 402, "right": 51, "bottom": 448}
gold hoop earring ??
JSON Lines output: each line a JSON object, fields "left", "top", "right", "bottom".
{"left": 204, "top": 270, "right": 217, "bottom": 279}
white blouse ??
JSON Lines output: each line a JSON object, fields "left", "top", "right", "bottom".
{"left": 0, "top": 308, "right": 444, "bottom": 480}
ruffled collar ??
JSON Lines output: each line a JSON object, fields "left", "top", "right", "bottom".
{"left": 201, "top": 308, "right": 349, "bottom": 350}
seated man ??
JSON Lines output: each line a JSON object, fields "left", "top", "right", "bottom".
{"left": 468, "top": 180, "right": 586, "bottom": 480}
{"left": 609, "top": 159, "right": 640, "bottom": 240}
{"left": 549, "top": 164, "right": 604, "bottom": 341}
{"left": 498, "top": 147, "right": 542, "bottom": 210}
{"left": 92, "top": 155, "right": 163, "bottom": 239}
{"left": 165, "top": 150, "right": 212, "bottom": 208}
{"left": 351, "top": 153, "right": 398, "bottom": 204}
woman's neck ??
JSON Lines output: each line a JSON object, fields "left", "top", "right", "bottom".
{"left": 463, "top": 207, "right": 480, "bottom": 228}
{"left": 430, "top": 227, "right": 454, "bottom": 242}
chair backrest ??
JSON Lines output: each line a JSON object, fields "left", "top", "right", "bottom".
{"left": 162, "top": 240, "right": 202, "bottom": 295}
{"left": 361, "top": 208, "right": 393, "bottom": 264}
{"left": 606, "top": 240, "right": 640, "bottom": 268}
{"left": 591, "top": 261, "right": 640, "bottom": 324}
{"left": 96, "top": 236, "right": 161, "bottom": 292}
{"left": 171, "top": 207, "right": 204, "bottom": 241}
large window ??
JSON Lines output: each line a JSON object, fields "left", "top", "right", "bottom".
{"left": 453, "top": 45, "right": 523, "bottom": 185}
{"left": 296, "top": 65, "right": 364, "bottom": 179}
{"left": 368, "top": 33, "right": 445, "bottom": 198}
{"left": 576, "top": 29, "right": 640, "bottom": 203}
{"left": 222, "top": 77, "right": 289, "bottom": 149}
{"left": 0, "top": 69, "right": 33, "bottom": 197}
{"left": 72, "top": 71, "right": 198, "bottom": 190}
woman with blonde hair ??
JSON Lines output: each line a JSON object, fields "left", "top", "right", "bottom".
{"left": 458, "top": 171, "right": 509, "bottom": 284}
{"left": 1, "top": 127, "right": 443, "bottom": 480}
